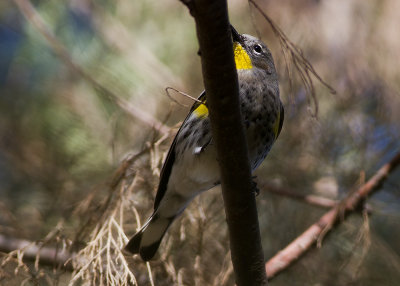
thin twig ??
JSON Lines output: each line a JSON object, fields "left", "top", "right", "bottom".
{"left": 69, "top": 177, "right": 139, "bottom": 285}
{"left": 88, "top": 0, "right": 185, "bottom": 89}
{"left": 165, "top": 87, "right": 203, "bottom": 107}
{"left": 265, "top": 151, "right": 400, "bottom": 279}
{"left": 259, "top": 181, "right": 338, "bottom": 209}
{"left": 249, "top": 0, "right": 336, "bottom": 117}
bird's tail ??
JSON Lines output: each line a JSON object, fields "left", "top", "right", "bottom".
{"left": 124, "top": 212, "right": 173, "bottom": 261}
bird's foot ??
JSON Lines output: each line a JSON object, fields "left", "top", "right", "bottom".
{"left": 251, "top": 176, "right": 260, "bottom": 196}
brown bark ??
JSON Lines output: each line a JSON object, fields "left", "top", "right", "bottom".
{"left": 180, "top": 0, "right": 268, "bottom": 285}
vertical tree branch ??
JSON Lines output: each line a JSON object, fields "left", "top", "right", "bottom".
{"left": 179, "top": 0, "right": 267, "bottom": 285}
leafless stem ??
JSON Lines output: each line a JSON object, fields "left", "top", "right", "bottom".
{"left": 249, "top": 0, "right": 336, "bottom": 117}
{"left": 259, "top": 181, "right": 338, "bottom": 209}
{"left": 265, "top": 151, "right": 400, "bottom": 279}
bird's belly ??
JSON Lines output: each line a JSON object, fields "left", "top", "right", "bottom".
{"left": 171, "top": 146, "right": 220, "bottom": 193}
{"left": 246, "top": 121, "right": 275, "bottom": 170}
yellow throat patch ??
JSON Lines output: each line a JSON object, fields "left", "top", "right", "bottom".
{"left": 193, "top": 43, "right": 252, "bottom": 118}
{"left": 234, "top": 43, "right": 253, "bottom": 70}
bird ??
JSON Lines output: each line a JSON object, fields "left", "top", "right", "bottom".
{"left": 124, "top": 25, "right": 284, "bottom": 261}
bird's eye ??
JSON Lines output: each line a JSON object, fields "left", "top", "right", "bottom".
{"left": 253, "top": 44, "right": 262, "bottom": 54}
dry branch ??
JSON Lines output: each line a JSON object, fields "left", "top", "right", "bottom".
{"left": 13, "top": 0, "right": 170, "bottom": 135}
{"left": 0, "top": 234, "right": 74, "bottom": 270}
{"left": 69, "top": 179, "right": 139, "bottom": 286}
{"left": 259, "top": 181, "right": 338, "bottom": 209}
{"left": 265, "top": 151, "right": 400, "bottom": 279}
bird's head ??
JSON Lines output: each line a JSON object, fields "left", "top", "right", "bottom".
{"left": 231, "top": 25, "right": 277, "bottom": 77}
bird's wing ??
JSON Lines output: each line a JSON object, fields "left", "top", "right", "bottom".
{"left": 153, "top": 91, "right": 207, "bottom": 211}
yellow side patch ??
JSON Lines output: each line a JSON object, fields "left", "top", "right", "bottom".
{"left": 234, "top": 43, "right": 252, "bottom": 70}
{"left": 193, "top": 103, "right": 208, "bottom": 118}
{"left": 273, "top": 110, "right": 281, "bottom": 139}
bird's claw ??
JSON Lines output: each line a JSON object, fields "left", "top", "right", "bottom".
{"left": 252, "top": 179, "right": 260, "bottom": 196}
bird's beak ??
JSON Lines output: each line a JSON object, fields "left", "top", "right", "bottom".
{"left": 231, "top": 25, "right": 242, "bottom": 43}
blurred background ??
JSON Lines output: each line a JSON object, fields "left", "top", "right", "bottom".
{"left": 0, "top": 0, "right": 399, "bottom": 285}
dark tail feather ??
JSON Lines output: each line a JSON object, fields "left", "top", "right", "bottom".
{"left": 124, "top": 229, "right": 143, "bottom": 254}
{"left": 124, "top": 214, "right": 154, "bottom": 255}
{"left": 139, "top": 236, "right": 165, "bottom": 261}
{"left": 124, "top": 213, "right": 174, "bottom": 261}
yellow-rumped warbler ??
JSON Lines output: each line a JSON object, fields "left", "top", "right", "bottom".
{"left": 124, "top": 26, "right": 284, "bottom": 261}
